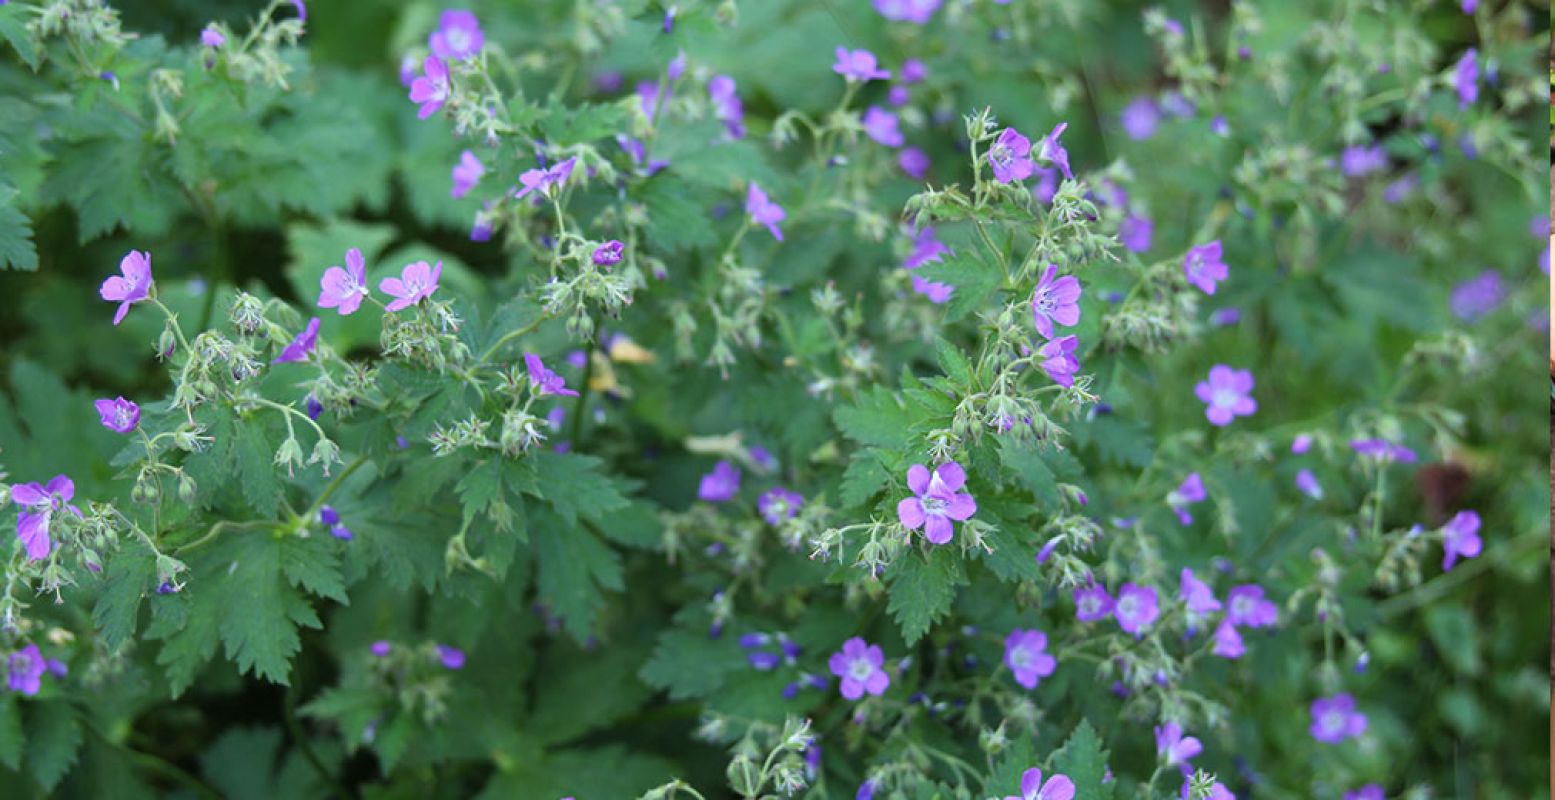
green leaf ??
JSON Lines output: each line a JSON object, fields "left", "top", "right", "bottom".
{"left": 530, "top": 641, "right": 653, "bottom": 746}
{"left": 235, "top": 420, "right": 283, "bottom": 516}
{"left": 532, "top": 512, "right": 622, "bottom": 642}
{"left": 26, "top": 700, "right": 82, "bottom": 791}
{"left": 528, "top": 452, "right": 631, "bottom": 525}
{"left": 217, "top": 535, "right": 323, "bottom": 684}
{"left": 0, "top": 5, "right": 39, "bottom": 70}
{"left": 998, "top": 438, "right": 1061, "bottom": 511}
{"left": 456, "top": 458, "right": 504, "bottom": 520}
{"left": 539, "top": 101, "right": 633, "bottom": 145}
{"left": 93, "top": 544, "right": 159, "bottom": 650}
{"left": 279, "top": 536, "right": 349, "bottom": 604}
{"left": 0, "top": 185, "right": 37, "bottom": 271}
{"left": 147, "top": 592, "right": 219, "bottom": 698}
{"left": 834, "top": 386, "right": 915, "bottom": 451}
{"left": 887, "top": 548, "right": 965, "bottom": 645}
{"left": 934, "top": 339, "right": 975, "bottom": 386}
{"left": 0, "top": 694, "right": 21, "bottom": 770}
{"left": 639, "top": 629, "right": 746, "bottom": 700}
{"left": 1052, "top": 719, "right": 1112, "bottom": 800}
{"left": 839, "top": 449, "right": 891, "bottom": 508}
{"left": 915, "top": 251, "right": 1001, "bottom": 324}
{"left": 1424, "top": 604, "right": 1482, "bottom": 677}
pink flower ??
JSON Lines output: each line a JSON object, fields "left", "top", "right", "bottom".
{"left": 1194, "top": 365, "right": 1256, "bottom": 426}
{"left": 100, "top": 250, "right": 153, "bottom": 326}
{"left": 379, "top": 260, "right": 442, "bottom": 312}
{"left": 451, "top": 150, "right": 485, "bottom": 198}
{"left": 515, "top": 157, "right": 577, "bottom": 200}
{"left": 1038, "top": 336, "right": 1080, "bottom": 387}
{"left": 832, "top": 48, "right": 891, "bottom": 82}
{"left": 408, "top": 55, "right": 450, "bottom": 119}
{"left": 746, "top": 183, "right": 787, "bottom": 241}
{"left": 318, "top": 248, "right": 369, "bottom": 316}
{"left": 827, "top": 637, "right": 889, "bottom": 700}
{"left": 896, "top": 462, "right": 977, "bottom": 545}
{"left": 1029, "top": 264, "right": 1082, "bottom": 339}
{"left": 1441, "top": 510, "right": 1481, "bottom": 571}
{"left": 272, "top": 317, "right": 321, "bottom": 364}
{"left": 1003, "top": 767, "right": 1075, "bottom": 800}
{"left": 862, "top": 106, "right": 904, "bottom": 147}
{"left": 1154, "top": 721, "right": 1203, "bottom": 767}
{"left": 1003, "top": 629, "right": 1057, "bottom": 689}
{"left": 428, "top": 10, "right": 484, "bottom": 61}
{"left": 1183, "top": 240, "right": 1229, "bottom": 294}
{"left": 11, "top": 475, "right": 78, "bottom": 562}
{"left": 524, "top": 352, "right": 579, "bottom": 398}
{"left": 94, "top": 396, "right": 141, "bottom": 433}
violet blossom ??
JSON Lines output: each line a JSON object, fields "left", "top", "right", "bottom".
{"left": 94, "top": 396, "right": 141, "bottom": 433}
{"left": 1309, "top": 693, "right": 1367, "bottom": 744}
{"left": 828, "top": 637, "right": 889, "bottom": 700}
{"left": 757, "top": 487, "right": 803, "bottom": 526}
{"left": 832, "top": 48, "right": 891, "bottom": 83}
{"left": 12, "top": 475, "right": 78, "bottom": 561}
{"left": 1195, "top": 365, "right": 1256, "bottom": 426}
{"left": 1182, "top": 240, "right": 1228, "bottom": 294}
{"left": 100, "top": 250, "right": 153, "bottom": 326}
{"left": 272, "top": 317, "right": 321, "bottom": 364}
{"left": 408, "top": 55, "right": 450, "bottom": 119}
{"left": 1440, "top": 510, "right": 1481, "bottom": 571}
{"left": 698, "top": 461, "right": 742, "bottom": 503}
{"left": 1114, "top": 583, "right": 1160, "bottom": 637}
{"left": 746, "top": 183, "right": 787, "bottom": 241}
{"left": 896, "top": 462, "right": 977, "bottom": 545}
{"left": 524, "top": 352, "right": 579, "bottom": 397}
{"left": 1029, "top": 264, "right": 1082, "bottom": 339}
{"left": 1003, "top": 628, "right": 1057, "bottom": 689}
{"left": 379, "top": 261, "right": 441, "bottom": 312}
{"left": 428, "top": 10, "right": 484, "bottom": 61}
{"left": 451, "top": 150, "right": 485, "bottom": 198}
{"left": 318, "top": 248, "right": 370, "bottom": 316}
{"left": 1038, "top": 336, "right": 1080, "bottom": 388}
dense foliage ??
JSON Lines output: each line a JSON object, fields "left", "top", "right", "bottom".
{"left": 0, "top": 1, "right": 1548, "bottom": 798}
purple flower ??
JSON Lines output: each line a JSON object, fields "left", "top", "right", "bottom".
{"left": 857, "top": 778, "right": 879, "bottom": 800}
{"left": 1295, "top": 469, "right": 1323, "bottom": 500}
{"left": 1037, "top": 336, "right": 1080, "bottom": 388}
{"left": 319, "top": 506, "right": 341, "bottom": 526}
{"left": 272, "top": 317, "right": 321, "bottom": 364}
{"left": 862, "top": 106, "right": 904, "bottom": 147}
{"left": 828, "top": 637, "right": 889, "bottom": 700}
{"left": 1382, "top": 174, "right": 1417, "bottom": 204}
{"left": 94, "top": 396, "right": 141, "bottom": 433}
{"left": 451, "top": 150, "right": 485, "bottom": 198}
{"left": 1114, "top": 583, "right": 1160, "bottom": 637}
{"left": 1036, "top": 123, "right": 1073, "bottom": 180}
{"left": 1344, "top": 785, "right": 1386, "bottom": 800}
{"left": 698, "top": 461, "right": 742, "bottom": 503}
{"left": 201, "top": 24, "right": 225, "bottom": 48}
{"left": 1178, "top": 568, "right": 1221, "bottom": 614}
{"left": 988, "top": 128, "right": 1035, "bottom": 184}
{"left": 1035, "top": 538, "right": 1059, "bottom": 564}
{"left": 290, "top": 0, "right": 306, "bottom": 22}
{"left": 904, "top": 227, "right": 949, "bottom": 270}
{"left": 1209, "top": 307, "right": 1240, "bottom": 327}
{"left": 11, "top": 475, "right": 76, "bottom": 561}
{"left": 1454, "top": 48, "right": 1478, "bottom": 109}
{"left": 1073, "top": 584, "right": 1114, "bottom": 621}
{"left": 1120, "top": 215, "right": 1153, "bottom": 252}
{"left": 1154, "top": 721, "right": 1202, "bottom": 767}
{"left": 901, "top": 58, "right": 927, "bottom": 84}
{"left": 898, "top": 146, "right": 930, "bottom": 180}
{"left": 746, "top": 183, "right": 787, "bottom": 241}
{"left": 1210, "top": 115, "right": 1230, "bottom": 136}
{"left": 832, "top": 48, "right": 890, "bottom": 82}
{"left": 379, "top": 260, "right": 441, "bottom": 312}
{"left": 370, "top": 641, "right": 391, "bottom": 657}
{"left": 1449, "top": 269, "right": 1504, "bottom": 321}
{"left": 1309, "top": 693, "right": 1367, "bottom": 743}
{"left": 896, "top": 462, "right": 977, "bottom": 545}
{"left": 1031, "top": 166, "right": 1058, "bottom": 204}
{"left": 330, "top": 524, "right": 353, "bottom": 540}
{"left": 1120, "top": 96, "right": 1160, "bottom": 140}
{"left": 306, "top": 394, "right": 324, "bottom": 420}
{"left": 1003, "top": 629, "right": 1056, "bottom": 689}
{"left": 436, "top": 644, "right": 465, "bottom": 670}
{"left": 1350, "top": 438, "right": 1418, "bottom": 464}
{"left": 428, "top": 10, "right": 484, "bottom": 61}
{"left": 1003, "top": 767, "right": 1075, "bottom": 800}
{"left": 398, "top": 54, "right": 419, "bottom": 87}
{"left": 100, "top": 250, "right": 153, "bottom": 326}
{"left": 757, "top": 487, "right": 804, "bottom": 525}
{"left": 524, "top": 352, "right": 579, "bottom": 397}
{"left": 1211, "top": 618, "right": 1245, "bottom": 659}
{"left": 1441, "top": 510, "right": 1481, "bottom": 571}
{"left": 749, "top": 446, "right": 778, "bottom": 471}
{"left": 6, "top": 644, "right": 45, "bottom": 696}
{"left": 1168, "top": 472, "right": 1207, "bottom": 525}
{"left": 873, "top": 0, "right": 941, "bottom": 24}
{"left": 1030, "top": 265, "right": 1082, "bottom": 339}
{"left": 1195, "top": 365, "right": 1256, "bottom": 426}
{"left": 1182, "top": 240, "right": 1228, "bottom": 294}
{"left": 1340, "top": 144, "right": 1387, "bottom": 177}
{"left": 515, "top": 156, "right": 577, "bottom": 201}
{"left": 315, "top": 249, "right": 371, "bottom": 316}
{"left": 1226, "top": 585, "right": 1278, "bottom": 628}
{"left": 1160, "top": 91, "right": 1195, "bottom": 117}
{"left": 408, "top": 55, "right": 450, "bottom": 119}
{"left": 1291, "top": 433, "right": 1313, "bottom": 454}
{"left": 708, "top": 75, "right": 746, "bottom": 138}
{"left": 592, "top": 240, "right": 624, "bottom": 267}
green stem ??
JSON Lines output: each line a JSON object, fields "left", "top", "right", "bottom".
{"left": 300, "top": 455, "right": 367, "bottom": 526}
{"left": 475, "top": 313, "right": 553, "bottom": 366}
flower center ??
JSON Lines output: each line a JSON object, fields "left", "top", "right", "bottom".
{"left": 115, "top": 407, "right": 132, "bottom": 427}
{"left": 848, "top": 658, "right": 874, "bottom": 682}
{"left": 1117, "top": 597, "right": 1137, "bottom": 617}
{"left": 1009, "top": 646, "right": 1033, "bottom": 670}
{"left": 1321, "top": 711, "right": 1345, "bottom": 734}
{"left": 921, "top": 495, "right": 947, "bottom": 515}
{"left": 1033, "top": 289, "right": 1055, "bottom": 314}
{"left": 447, "top": 28, "right": 470, "bottom": 52}
{"left": 1080, "top": 597, "right": 1098, "bottom": 615}
{"left": 1212, "top": 388, "right": 1238, "bottom": 408}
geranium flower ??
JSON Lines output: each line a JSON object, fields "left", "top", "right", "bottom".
{"left": 896, "top": 462, "right": 977, "bottom": 545}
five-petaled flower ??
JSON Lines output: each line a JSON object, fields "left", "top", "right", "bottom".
{"left": 1225, "top": 584, "right": 1278, "bottom": 628}
{"left": 6, "top": 643, "right": 46, "bottom": 695}
{"left": 1179, "top": 568, "right": 1221, "bottom": 614}
{"left": 1182, "top": 240, "right": 1228, "bottom": 294}
{"left": 1002, "top": 767, "right": 1075, "bottom": 800}
{"left": 1440, "top": 510, "right": 1481, "bottom": 571}
{"left": 1074, "top": 584, "right": 1114, "bottom": 621}
{"left": 1309, "top": 693, "right": 1367, "bottom": 744}
{"left": 436, "top": 644, "right": 466, "bottom": 670}
{"left": 318, "top": 248, "right": 370, "bottom": 315}
{"left": 1003, "top": 629, "right": 1057, "bottom": 689}
{"left": 988, "top": 128, "right": 1034, "bottom": 184}
{"left": 380, "top": 261, "right": 442, "bottom": 312}
{"left": 428, "top": 10, "right": 484, "bottom": 61}
{"left": 862, "top": 106, "right": 904, "bottom": 147}
{"left": 896, "top": 462, "right": 977, "bottom": 545}
{"left": 11, "top": 475, "right": 79, "bottom": 561}
{"left": 698, "top": 460, "right": 742, "bottom": 503}
{"left": 1030, "top": 265, "right": 1082, "bottom": 339}
{"left": 515, "top": 157, "right": 577, "bottom": 201}
{"left": 757, "top": 486, "right": 804, "bottom": 526}
{"left": 1195, "top": 365, "right": 1256, "bottom": 426}
{"left": 832, "top": 47, "right": 890, "bottom": 82}
{"left": 1350, "top": 438, "right": 1417, "bottom": 464}
{"left": 1114, "top": 583, "right": 1159, "bottom": 636}
{"left": 408, "top": 55, "right": 451, "bottom": 119}
{"left": 451, "top": 150, "right": 485, "bottom": 198}
{"left": 1168, "top": 472, "right": 1206, "bottom": 525}
{"left": 873, "top": 0, "right": 941, "bottom": 24}
{"left": 1037, "top": 336, "right": 1080, "bottom": 388}
{"left": 746, "top": 182, "right": 787, "bottom": 241}
{"left": 1036, "top": 123, "right": 1073, "bottom": 180}
{"left": 593, "top": 240, "right": 624, "bottom": 267}
{"left": 524, "top": 352, "right": 580, "bottom": 397}
{"left": 273, "top": 317, "right": 321, "bottom": 364}
{"left": 1154, "top": 721, "right": 1202, "bottom": 767}
{"left": 827, "top": 637, "right": 889, "bottom": 700}
{"left": 94, "top": 396, "right": 141, "bottom": 433}
{"left": 1212, "top": 618, "right": 1245, "bottom": 659}
{"left": 100, "top": 250, "right": 154, "bottom": 326}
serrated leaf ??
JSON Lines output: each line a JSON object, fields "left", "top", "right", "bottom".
{"left": 887, "top": 549, "right": 965, "bottom": 645}
{"left": 0, "top": 186, "right": 38, "bottom": 270}
{"left": 217, "top": 535, "right": 322, "bottom": 684}
{"left": 998, "top": 438, "right": 1061, "bottom": 511}
{"left": 1052, "top": 719, "right": 1112, "bottom": 800}
{"left": 639, "top": 630, "right": 746, "bottom": 700}
{"left": 934, "top": 339, "right": 975, "bottom": 386}
{"left": 26, "top": 700, "right": 82, "bottom": 791}
{"left": 456, "top": 458, "right": 503, "bottom": 520}
{"left": 916, "top": 251, "right": 1001, "bottom": 323}
{"left": 0, "top": 5, "right": 39, "bottom": 70}
{"left": 834, "top": 386, "right": 915, "bottom": 451}
{"left": 532, "top": 512, "right": 622, "bottom": 642}
{"left": 234, "top": 420, "right": 283, "bottom": 516}
{"left": 528, "top": 452, "right": 630, "bottom": 525}
{"left": 93, "top": 544, "right": 158, "bottom": 650}
{"left": 839, "top": 449, "right": 891, "bottom": 508}
{"left": 279, "top": 535, "right": 348, "bottom": 604}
